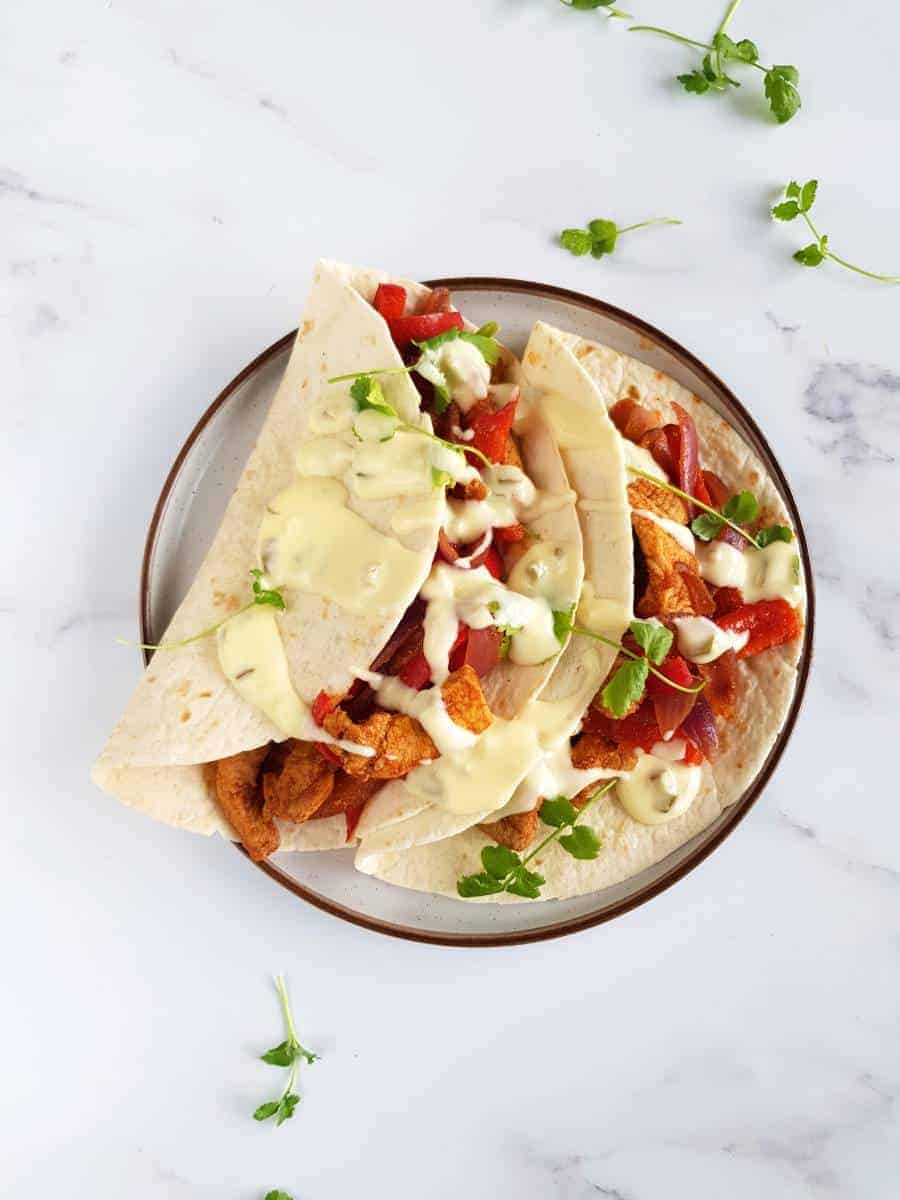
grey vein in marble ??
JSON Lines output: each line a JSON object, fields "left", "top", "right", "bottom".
{"left": 803, "top": 362, "right": 900, "bottom": 467}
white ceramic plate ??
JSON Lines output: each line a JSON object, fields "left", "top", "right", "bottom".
{"left": 141, "top": 278, "right": 813, "bottom": 946}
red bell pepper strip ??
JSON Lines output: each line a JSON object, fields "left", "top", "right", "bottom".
{"left": 481, "top": 545, "right": 503, "bottom": 580}
{"left": 447, "top": 623, "right": 470, "bottom": 673}
{"left": 312, "top": 690, "right": 335, "bottom": 726}
{"left": 681, "top": 739, "right": 705, "bottom": 766}
{"left": 467, "top": 398, "right": 518, "bottom": 466}
{"left": 716, "top": 598, "right": 802, "bottom": 659}
{"left": 646, "top": 653, "right": 695, "bottom": 696}
{"left": 387, "top": 310, "right": 463, "bottom": 350}
{"left": 373, "top": 283, "right": 406, "bottom": 321}
{"left": 398, "top": 652, "right": 433, "bottom": 690}
{"left": 494, "top": 522, "right": 525, "bottom": 543}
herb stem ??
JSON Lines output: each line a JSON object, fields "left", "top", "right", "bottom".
{"left": 328, "top": 366, "right": 411, "bottom": 384}
{"left": 570, "top": 624, "right": 705, "bottom": 695}
{"left": 276, "top": 975, "right": 298, "bottom": 1046}
{"left": 628, "top": 25, "right": 712, "bottom": 51}
{"left": 118, "top": 603, "right": 254, "bottom": 652}
{"left": 400, "top": 422, "right": 493, "bottom": 470}
{"left": 821, "top": 253, "right": 900, "bottom": 284}
{"left": 617, "top": 217, "right": 683, "bottom": 235}
{"left": 717, "top": 0, "right": 743, "bottom": 38}
{"left": 627, "top": 466, "right": 761, "bottom": 550}
{"left": 522, "top": 779, "right": 617, "bottom": 868}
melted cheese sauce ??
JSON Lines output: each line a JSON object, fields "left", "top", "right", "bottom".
{"left": 697, "top": 538, "right": 802, "bottom": 605}
{"left": 507, "top": 540, "right": 582, "bottom": 613}
{"left": 437, "top": 339, "right": 492, "bottom": 412}
{"left": 633, "top": 507, "right": 697, "bottom": 555}
{"left": 674, "top": 615, "right": 749, "bottom": 663}
{"left": 355, "top": 670, "right": 478, "bottom": 757}
{"left": 258, "top": 478, "right": 424, "bottom": 616}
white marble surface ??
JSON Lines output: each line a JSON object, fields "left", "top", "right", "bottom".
{"left": 3, "top": 0, "right": 899, "bottom": 1195}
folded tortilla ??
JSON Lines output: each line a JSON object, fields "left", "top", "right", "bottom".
{"left": 360, "top": 322, "right": 805, "bottom": 900}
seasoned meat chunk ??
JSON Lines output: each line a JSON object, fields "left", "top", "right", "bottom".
{"left": 480, "top": 809, "right": 538, "bottom": 852}
{"left": 262, "top": 741, "right": 334, "bottom": 824}
{"left": 571, "top": 733, "right": 637, "bottom": 775}
{"left": 323, "top": 666, "right": 493, "bottom": 780}
{"left": 632, "top": 513, "right": 714, "bottom": 618}
{"left": 215, "top": 745, "right": 279, "bottom": 861}
{"left": 627, "top": 477, "right": 688, "bottom": 524}
{"left": 315, "top": 773, "right": 384, "bottom": 819}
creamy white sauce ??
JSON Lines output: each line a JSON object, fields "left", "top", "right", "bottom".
{"left": 390, "top": 494, "right": 448, "bottom": 538}
{"left": 521, "top": 488, "right": 578, "bottom": 523}
{"left": 634, "top": 507, "right": 696, "bottom": 555}
{"left": 697, "top": 539, "right": 802, "bottom": 605}
{"left": 616, "top": 752, "right": 701, "bottom": 825}
{"left": 507, "top": 540, "right": 582, "bottom": 613}
{"left": 576, "top": 581, "right": 633, "bottom": 639}
{"left": 444, "top": 495, "right": 517, "bottom": 543}
{"left": 258, "top": 478, "right": 424, "bottom": 615}
{"left": 482, "top": 463, "right": 537, "bottom": 508}
{"left": 622, "top": 438, "right": 667, "bottom": 481}
{"left": 437, "top": 339, "right": 492, "bottom": 412}
{"left": 650, "top": 739, "right": 688, "bottom": 762}
{"left": 352, "top": 408, "right": 397, "bottom": 443}
{"left": 674, "top": 615, "right": 749, "bottom": 663}
{"left": 493, "top": 742, "right": 618, "bottom": 819}
{"left": 696, "top": 540, "right": 746, "bottom": 588}
{"left": 295, "top": 437, "right": 354, "bottom": 477}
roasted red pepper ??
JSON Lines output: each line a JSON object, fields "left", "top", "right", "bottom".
{"left": 646, "top": 653, "right": 695, "bottom": 695}
{"left": 716, "top": 598, "right": 802, "bottom": 658}
{"left": 481, "top": 544, "right": 504, "bottom": 580}
{"left": 373, "top": 283, "right": 406, "bottom": 321}
{"left": 584, "top": 699, "right": 661, "bottom": 752}
{"left": 467, "top": 397, "right": 517, "bottom": 465}
{"left": 713, "top": 586, "right": 745, "bottom": 617}
{"left": 494, "top": 522, "right": 525, "bottom": 543}
{"left": 387, "top": 310, "right": 463, "bottom": 350}
{"left": 312, "top": 690, "right": 335, "bottom": 726}
{"left": 681, "top": 739, "right": 705, "bottom": 766}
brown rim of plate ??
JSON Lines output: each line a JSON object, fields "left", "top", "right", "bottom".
{"left": 140, "top": 276, "right": 815, "bottom": 949}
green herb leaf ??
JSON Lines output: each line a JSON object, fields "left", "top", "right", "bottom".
{"left": 786, "top": 181, "right": 801, "bottom": 199}
{"left": 691, "top": 512, "right": 724, "bottom": 541}
{"left": 250, "top": 569, "right": 286, "bottom": 612}
{"left": 538, "top": 795, "right": 579, "bottom": 828}
{"left": 414, "top": 352, "right": 451, "bottom": 412}
{"left": 350, "top": 375, "right": 396, "bottom": 417}
{"left": 678, "top": 69, "right": 711, "bottom": 95}
{"left": 733, "top": 38, "right": 759, "bottom": 63}
{"left": 560, "top": 0, "right": 617, "bottom": 7}
{"left": 559, "top": 825, "right": 602, "bottom": 860}
{"left": 799, "top": 179, "right": 818, "bottom": 213}
{"left": 275, "top": 1093, "right": 300, "bottom": 1126}
{"left": 588, "top": 218, "right": 618, "bottom": 257}
{"left": 560, "top": 228, "right": 593, "bottom": 257}
{"left": 481, "top": 844, "right": 523, "bottom": 881}
{"left": 264, "top": 1191, "right": 295, "bottom": 1200}
{"left": 457, "top": 871, "right": 505, "bottom": 898}
{"left": 764, "top": 65, "right": 801, "bottom": 124}
{"left": 506, "top": 868, "right": 546, "bottom": 899}
{"left": 553, "top": 605, "right": 576, "bottom": 644}
{"left": 431, "top": 466, "right": 454, "bottom": 489}
{"left": 771, "top": 200, "right": 800, "bottom": 222}
{"left": 722, "top": 491, "right": 759, "bottom": 524}
{"left": 794, "top": 242, "right": 826, "bottom": 267}
{"left": 261, "top": 1040, "right": 297, "bottom": 1068}
{"left": 756, "top": 524, "right": 794, "bottom": 547}
{"left": 254, "top": 1100, "right": 281, "bottom": 1123}
{"left": 476, "top": 321, "right": 499, "bottom": 339}
{"left": 628, "top": 618, "right": 673, "bottom": 665}
{"left": 600, "top": 657, "right": 649, "bottom": 718}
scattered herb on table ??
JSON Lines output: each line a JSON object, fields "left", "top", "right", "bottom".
{"left": 559, "top": 0, "right": 631, "bottom": 21}
{"left": 560, "top": 217, "right": 682, "bottom": 261}
{"left": 457, "top": 780, "right": 616, "bottom": 899}
{"left": 630, "top": 0, "right": 801, "bottom": 124}
{"left": 253, "top": 976, "right": 318, "bottom": 1127}
{"left": 772, "top": 180, "right": 900, "bottom": 283}
{"left": 121, "top": 568, "right": 286, "bottom": 652}
{"left": 264, "top": 1192, "right": 294, "bottom": 1200}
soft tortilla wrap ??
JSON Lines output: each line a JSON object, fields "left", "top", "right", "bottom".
{"left": 359, "top": 322, "right": 804, "bottom": 900}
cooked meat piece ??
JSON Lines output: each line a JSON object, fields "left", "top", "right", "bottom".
{"left": 480, "top": 809, "right": 538, "bottom": 852}
{"left": 315, "top": 773, "right": 384, "bottom": 819}
{"left": 440, "top": 664, "right": 493, "bottom": 736}
{"left": 632, "top": 513, "right": 714, "bottom": 618}
{"left": 262, "top": 741, "right": 335, "bottom": 824}
{"left": 571, "top": 732, "right": 637, "bottom": 774}
{"left": 627, "top": 477, "right": 688, "bottom": 524}
{"left": 322, "top": 665, "right": 493, "bottom": 781}
{"left": 503, "top": 432, "right": 524, "bottom": 470}
{"left": 215, "top": 745, "right": 279, "bottom": 861}
{"left": 453, "top": 475, "right": 489, "bottom": 502}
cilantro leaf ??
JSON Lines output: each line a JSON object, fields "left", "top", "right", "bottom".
{"left": 254, "top": 1100, "right": 281, "bottom": 1122}
{"left": 457, "top": 872, "right": 505, "bottom": 898}
{"left": 506, "top": 868, "right": 545, "bottom": 900}
{"left": 722, "top": 491, "right": 759, "bottom": 524}
{"left": 559, "top": 825, "right": 602, "bottom": 860}
{"left": 553, "top": 605, "right": 576, "bottom": 644}
{"left": 678, "top": 69, "right": 711, "bottom": 95}
{"left": 600, "top": 657, "right": 649, "bottom": 718}
{"left": 538, "top": 796, "right": 579, "bottom": 828}
{"left": 275, "top": 1093, "right": 300, "bottom": 1126}
{"left": 794, "top": 242, "right": 826, "bottom": 267}
{"left": 560, "top": 0, "right": 617, "bottom": 7}
{"left": 250, "top": 569, "right": 286, "bottom": 611}
{"left": 799, "top": 179, "right": 818, "bottom": 213}
{"left": 628, "top": 619, "right": 673, "bottom": 665}
{"left": 459, "top": 330, "right": 501, "bottom": 366}
{"left": 265, "top": 1192, "right": 295, "bottom": 1200}
{"left": 261, "top": 1040, "right": 297, "bottom": 1068}
{"left": 764, "top": 65, "right": 801, "bottom": 124}
{"left": 734, "top": 38, "right": 759, "bottom": 63}
{"left": 588, "top": 218, "right": 618, "bottom": 257}
{"left": 350, "top": 375, "right": 396, "bottom": 417}
{"left": 481, "top": 844, "right": 522, "bottom": 881}
{"left": 560, "top": 228, "right": 593, "bottom": 256}
{"left": 772, "top": 200, "right": 800, "bottom": 222}
{"left": 786, "top": 181, "right": 801, "bottom": 200}
{"left": 691, "top": 512, "right": 725, "bottom": 541}
{"left": 431, "top": 466, "right": 454, "bottom": 489}
{"left": 756, "top": 524, "right": 794, "bottom": 547}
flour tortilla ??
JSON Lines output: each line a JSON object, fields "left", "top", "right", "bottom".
{"left": 92, "top": 266, "right": 568, "bottom": 852}
{"left": 362, "top": 324, "right": 804, "bottom": 900}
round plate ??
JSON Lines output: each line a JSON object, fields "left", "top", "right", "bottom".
{"left": 142, "top": 278, "right": 814, "bottom": 946}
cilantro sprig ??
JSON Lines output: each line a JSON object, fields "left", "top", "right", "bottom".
{"left": 559, "top": 0, "right": 631, "bottom": 21}
{"left": 457, "top": 780, "right": 616, "bottom": 900}
{"left": 628, "top": 467, "right": 793, "bottom": 550}
{"left": 330, "top": 324, "right": 501, "bottom": 414}
{"left": 253, "top": 976, "right": 318, "bottom": 1128}
{"left": 331, "top": 373, "right": 494, "bottom": 473}
{"left": 122, "top": 568, "right": 286, "bottom": 652}
{"left": 264, "top": 1192, "right": 294, "bottom": 1200}
{"left": 555, "top": 613, "right": 704, "bottom": 718}
{"left": 630, "top": 0, "right": 801, "bottom": 124}
{"left": 772, "top": 180, "right": 900, "bottom": 283}
{"left": 560, "top": 216, "right": 682, "bottom": 261}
